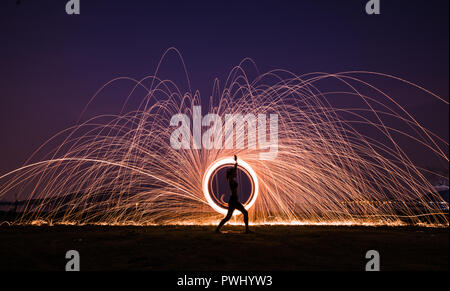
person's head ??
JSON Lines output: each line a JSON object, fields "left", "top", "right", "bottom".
{"left": 226, "top": 167, "right": 236, "bottom": 181}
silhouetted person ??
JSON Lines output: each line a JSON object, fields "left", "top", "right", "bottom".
{"left": 216, "top": 155, "right": 250, "bottom": 233}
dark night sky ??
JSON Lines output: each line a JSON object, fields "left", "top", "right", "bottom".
{"left": 0, "top": 0, "right": 448, "bottom": 174}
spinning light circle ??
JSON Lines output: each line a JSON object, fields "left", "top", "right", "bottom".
{"left": 202, "top": 157, "right": 259, "bottom": 215}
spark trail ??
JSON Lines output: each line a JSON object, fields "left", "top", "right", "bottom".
{"left": 0, "top": 49, "right": 448, "bottom": 226}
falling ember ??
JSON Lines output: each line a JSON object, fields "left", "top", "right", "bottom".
{"left": 0, "top": 50, "right": 448, "bottom": 226}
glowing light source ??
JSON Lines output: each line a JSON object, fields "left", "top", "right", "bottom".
{"left": 202, "top": 157, "right": 259, "bottom": 215}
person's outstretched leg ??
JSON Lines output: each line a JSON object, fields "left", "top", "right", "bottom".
{"left": 235, "top": 203, "right": 250, "bottom": 233}
{"left": 216, "top": 206, "right": 234, "bottom": 232}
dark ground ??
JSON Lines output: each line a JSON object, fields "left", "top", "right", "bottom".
{"left": 0, "top": 225, "right": 447, "bottom": 271}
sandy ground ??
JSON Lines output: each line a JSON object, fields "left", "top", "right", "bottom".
{"left": 0, "top": 225, "right": 447, "bottom": 271}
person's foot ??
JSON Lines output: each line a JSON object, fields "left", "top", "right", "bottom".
{"left": 245, "top": 229, "right": 252, "bottom": 234}
{"left": 215, "top": 228, "right": 222, "bottom": 233}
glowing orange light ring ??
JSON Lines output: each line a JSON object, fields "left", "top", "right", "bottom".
{"left": 202, "top": 157, "right": 259, "bottom": 215}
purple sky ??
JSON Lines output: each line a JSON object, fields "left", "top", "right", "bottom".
{"left": 0, "top": 0, "right": 448, "bottom": 175}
